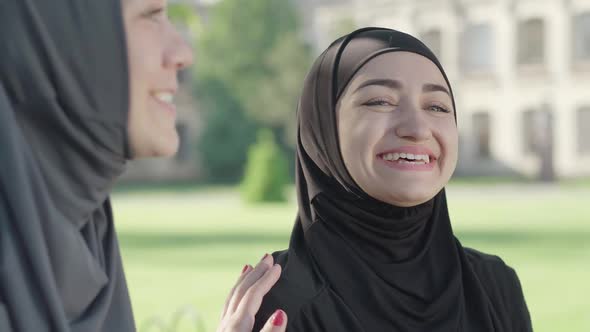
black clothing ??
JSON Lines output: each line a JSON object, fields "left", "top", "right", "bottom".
{"left": 0, "top": 0, "right": 134, "bottom": 331}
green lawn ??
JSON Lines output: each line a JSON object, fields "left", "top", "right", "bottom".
{"left": 112, "top": 184, "right": 590, "bottom": 332}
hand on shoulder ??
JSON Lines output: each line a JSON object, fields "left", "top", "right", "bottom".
{"left": 216, "top": 254, "right": 287, "bottom": 332}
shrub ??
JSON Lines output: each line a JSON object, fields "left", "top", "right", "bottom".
{"left": 241, "top": 129, "right": 289, "bottom": 203}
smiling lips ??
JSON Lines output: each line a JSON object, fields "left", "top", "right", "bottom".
{"left": 152, "top": 91, "right": 176, "bottom": 115}
{"left": 377, "top": 146, "right": 437, "bottom": 171}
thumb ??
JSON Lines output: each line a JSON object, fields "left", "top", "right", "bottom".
{"left": 259, "top": 309, "right": 287, "bottom": 332}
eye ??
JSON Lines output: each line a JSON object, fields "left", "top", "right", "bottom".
{"left": 427, "top": 104, "right": 451, "bottom": 114}
{"left": 143, "top": 6, "right": 167, "bottom": 21}
{"left": 363, "top": 98, "right": 397, "bottom": 107}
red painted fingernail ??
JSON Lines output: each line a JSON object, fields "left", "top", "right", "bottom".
{"left": 272, "top": 309, "right": 285, "bottom": 326}
{"left": 261, "top": 253, "right": 269, "bottom": 261}
{"left": 241, "top": 264, "right": 249, "bottom": 274}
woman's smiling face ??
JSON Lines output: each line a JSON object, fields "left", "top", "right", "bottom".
{"left": 123, "top": 0, "right": 194, "bottom": 159}
{"left": 336, "top": 51, "right": 458, "bottom": 207}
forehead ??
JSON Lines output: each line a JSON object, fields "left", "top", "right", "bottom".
{"left": 349, "top": 51, "right": 448, "bottom": 89}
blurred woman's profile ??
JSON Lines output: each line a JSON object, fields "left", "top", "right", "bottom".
{"left": 0, "top": 0, "right": 284, "bottom": 331}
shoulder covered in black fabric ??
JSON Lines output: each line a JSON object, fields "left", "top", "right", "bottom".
{"left": 464, "top": 247, "right": 533, "bottom": 331}
{"left": 253, "top": 249, "right": 325, "bottom": 331}
{"left": 464, "top": 246, "right": 520, "bottom": 285}
{"left": 464, "top": 246, "right": 521, "bottom": 297}
{"left": 464, "top": 246, "right": 506, "bottom": 267}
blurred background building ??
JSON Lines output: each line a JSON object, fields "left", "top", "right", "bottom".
{"left": 122, "top": 0, "right": 590, "bottom": 182}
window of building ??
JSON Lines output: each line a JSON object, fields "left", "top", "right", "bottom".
{"left": 420, "top": 29, "right": 442, "bottom": 59}
{"left": 573, "top": 12, "right": 590, "bottom": 62}
{"left": 517, "top": 18, "right": 545, "bottom": 66}
{"left": 460, "top": 23, "right": 494, "bottom": 73}
{"left": 522, "top": 109, "right": 540, "bottom": 154}
{"left": 472, "top": 112, "right": 491, "bottom": 158}
{"left": 578, "top": 107, "right": 590, "bottom": 154}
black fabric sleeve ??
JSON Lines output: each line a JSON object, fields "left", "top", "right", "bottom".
{"left": 506, "top": 267, "right": 533, "bottom": 332}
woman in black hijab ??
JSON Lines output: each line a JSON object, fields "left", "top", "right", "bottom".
{"left": 253, "top": 27, "right": 533, "bottom": 331}
{"left": 0, "top": 0, "right": 285, "bottom": 331}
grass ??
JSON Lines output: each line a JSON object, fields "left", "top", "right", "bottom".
{"left": 112, "top": 184, "right": 590, "bottom": 332}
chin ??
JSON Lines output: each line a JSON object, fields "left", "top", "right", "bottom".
{"left": 130, "top": 133, "right": 179, "bottom": 159}
{"left": 380, "top": 187, "right": 438, "bottom": 207}
{"left": 157, "top": 146, "right": 179, "bottom": 158}
{"left": 154, "top": 135, "right": 179, "bottom": 158}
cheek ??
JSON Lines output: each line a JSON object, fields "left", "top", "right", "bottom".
{"left": 437, "top": 122, "right": 459, "bottom": 173}
{"left": 126, "top": 24, "right": 163, "bottom": 85}
{"left": 447, "top": 127, "right": 459, "bottom": 158}
{"left": 127, "top": 106, "right": 147, "bottom": 156}
{"left": 126, "top": 28, "right": 164, "bottom": 124}
{"left": 338, "top": 109, "right": 362, "bottom": 175}
{"left": 338, "top": 111, "right": 386, "bottom": 187}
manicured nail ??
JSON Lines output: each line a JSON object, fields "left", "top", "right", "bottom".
{"left": 272, "top": 309, "right": 285, "bottom": 326}
{"left": 260, "top": 253, "right": 269, "bottom": 261}
{"left": 241, "top": 264, "right": 250, "bottom": 274}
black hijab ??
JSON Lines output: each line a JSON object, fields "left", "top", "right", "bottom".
{"left": 255, "top": 27, "right": 532, "bottom": 331}
{"left": 0, "top": 0, "right": 134, "bottom": 331}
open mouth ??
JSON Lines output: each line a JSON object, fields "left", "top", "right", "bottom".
{"left": 376, "top": 148, "right": 437, "bottom": 171}
{"left": 151, "top": 91, "right": 176, "bottom": 115}
{"left": 379, "top": 152, "right": 432, "bottom": 165}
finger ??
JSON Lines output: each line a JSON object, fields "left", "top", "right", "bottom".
{"left": 220, "top": 264, "right": 253, "bottom": 320}
{"left": 227, "top": 254, "right": 274, "bottom": 315}
{"left": 224, "top": 316, "right": 254, "bottom": 332}
{"left": 260, "top": 309, "right": 288, "bottom": 332}
{"left": 235, "top": 263, "right": 281, "bottom": 318}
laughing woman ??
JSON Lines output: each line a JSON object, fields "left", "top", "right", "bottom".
{"left": 253, "top": 27, "right": 533, "bottom": 331}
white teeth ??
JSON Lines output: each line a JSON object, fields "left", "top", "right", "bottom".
{"left": 381, "top": 152, "right": 431, "bottom": 164}
{"left": 154, "top": 92, "right": 174, "bottom": 103}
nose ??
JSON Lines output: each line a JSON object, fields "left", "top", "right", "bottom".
{"left": 394, "top": 102, "right": 432, "bottom": 142}
{"left": 163, "top": 24, "right": 194, "bottom": 71}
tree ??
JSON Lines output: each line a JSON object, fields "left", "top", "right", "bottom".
{"left": 196, "top": 77, "right": 259, "bottom": 183}
{"left": 168, "top": 3, "right": 202, "bottom": 35}
{"left": 196, "top": 0, "right": 311, "bottom": 147}
{"left": 247, "top": 31, "right": 311, "bottom": 146}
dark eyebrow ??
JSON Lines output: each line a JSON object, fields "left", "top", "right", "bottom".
{"left": 353, "top": 79, "right": 403, "bottom": 94}
{"left": 354, "top": 79, "right": 451, "bottom": 98}
{"left": 423, "top": 83, "right": 451, "bottom": 97}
